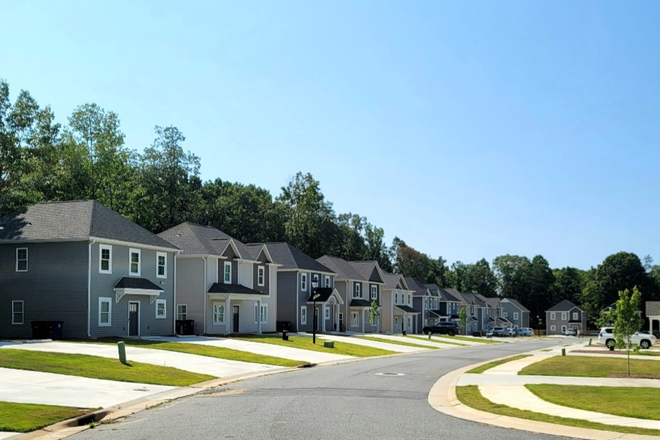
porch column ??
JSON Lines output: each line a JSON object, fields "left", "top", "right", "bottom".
{"left": 362, "top": 309, "right": 365, "bottom": 333}
{"left": 322, "top": 304, "right": 326, "bottom": 332}
{"left": 225, "top": 296, "right": 231, "bottom": 335}
{"left": 257, "top": 299, "right": 262, "bottom": 335}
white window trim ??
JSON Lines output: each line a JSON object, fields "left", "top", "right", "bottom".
{"left": 572, "top": 312, "right": 579, "bottom": 320}
{"left": 370, "top": 285, "right": 377, "bottom": 300}
{"left": 213, "top": 303, "right": 225, "bottom": 325}
{"left": 254, "top": 303, "right": 259, "bottom": 324}
{"left": 260, "top": 304, "right": 268, "bottom": 324}
{"left": 155, "top": 299, "right": 167, "bottom": 319}
{"left": 561, "top": 325, "right": 567, "bottom": 332}
{"left": 324, "top": 275, "right": 330, "bottom": 287}
{"left": 99, "top": 245, "right": 112, "bottom": 274}
{"left": 324, "top": 305, "right": 330, "bottom": 320}
{"left": 301, "top": 306, "right": 307, "bottom": 325}
{"left": 513, "top": 312, "right": 519, "bottom": 320}
{"left": 355, "top": 283, "right": 362, "bottom": 298}
{"left": 550, "top": 312, "right": 556, "bottom": 321}
{"left": 12, "top": 300, "right": 24, "bottom": 325}
{"left": 129, "top": 248, "right": 141, "bottom": 276}
{"left": 351, "top": 311, "right": 359, "bottom": 327}
{"left": 98, "top": 297, "right": 112, "bottom": 327}
{"left": 177, "top": 304, "right": 187, "bottom": 321}
{"left": 561, "top": 312, "right": 567, "bottom": 320}
{"left": 16, "top": 248, "right": 28, "bottom": 272}
{"left": 551, "top": 325, "right": 556, "bottom": 331}
{"left": 301, "top": 273, "right": 308, "bottom": 291}
{"left": 156, "top": 252, "right": 167, "bottom": 279}
{"left": 224, "top": 262, "right": 232, "bottom": 284}
{"left": 257, "top": 266, "right": 265, "bottom": 286}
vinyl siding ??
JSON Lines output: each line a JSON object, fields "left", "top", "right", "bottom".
{"left": 175, "top": 257, "right": 206, "bottom": 334}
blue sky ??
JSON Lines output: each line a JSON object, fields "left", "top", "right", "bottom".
{"left": 2, "top": 1, "right": 659, "bottom": 270}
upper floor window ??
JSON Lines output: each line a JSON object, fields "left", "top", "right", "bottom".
{"left": 354, "top": 282, "right": 362, "bottom": 298}
{"left": 572, "top": 312, "right": 579, "bottom": 321}
{"left": 301, "top": 273, "right": 308, "bottom": 291}
{"left": 224, "top": 262, "right": 232, "bottom": 283}
{"left": 561, "top": 312, "right": 567, "bottom": 320}
{"left": 395, "top": 293, "right": 399, "bottom": 304}
{"left": 257, "top": 266, "right": 265, "bottom": 286}
{"left": 408, "top": 294, "right": 412, "bottom": 306}
{"left": 99, "top": 245, "right": 112, "bottom": 274}
{"left": 324, "top": 275, "right": 331, "bottom": 287}
{"left": 156, "top": 252, "right": 167, "bottom": 278}
{"left": 16, "top": 248, "right": 28, "bottom": 272}
{"left": 550, "top": 312, "right": 556, "bottom": 321}
{"left": 513, "top": 312, "right": 519, "bottom": 320}
{"left": 370, "top": 285, "right": 377, "bottom": 300}
{"left": 129, "top": 248, "right": 141, "bottom": 276}
{"left": 424, "top": 297, "right": 428, "bottom": 307}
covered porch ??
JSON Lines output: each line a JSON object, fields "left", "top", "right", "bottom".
{"left": 306, "top": 288, "right": 344, "bottom": 333}
{"left": 394, "top": 305, "right": 419, "bottom": 334}
{"left": 348, "top": 299, "right": 380, "bottom": 333}
{"left": 207, "top": 283, "right": 269, "bottom": 335}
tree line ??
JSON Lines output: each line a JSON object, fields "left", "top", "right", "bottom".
{"left": 2, "top": 80, "right": 659, "bottom": 326}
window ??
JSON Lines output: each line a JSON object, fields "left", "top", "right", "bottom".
{"left": 324, "top": 275, "right": 330, "bottom": 287}
{"left": 260, "top": 304, "right": 268, "bottom": 324}
{"left": 354, "top": 282, "right": 362, "bottom": 298}
{"left": 301, "top": 306, "right": 307, "bottom": 325}
{"left": 16, "top": 248, "right": 28, "bottom": 272}
{"left": 470, "top": 306, "right": 475, "bottom": 315}
{"left": 177, "top": 304, "right": 187, "bottom": 321}
{"left": 572, "top": 312, "right": 579, "bottom": 321}
{"left": 407, "top": 316, "right": 412, "bottom": 329}
{"left": 324, "top": 306, "right": 330, "bottom": 320}
{"left": 561, "top": 312, "right": 567, "bottom": 320}
{"left": 395, "top": 293, "right": 398, "bottom": 304}
{"left": 99, "top": 245, "right": 112, "bottom": 274}
{"left": 257, "top": 266, "right": 265, "bottom": 286}
{"left": 503, "top": 312, "right": 508, "bottom": 318}
{"left": 156, "top": 252, "right": 167, "bottom": 278}
{"left": 254, "top": 303, "right": 260, "bottom": 324}
{"left": 213, "top": 304, "right": 225, "bottom": 324}
{"left": 156, "top": 299, "right": 166, "bottom": 319}
{"left": 370, "top": 285, "right": 377, "bottom": 300}
{"left": 424, "top": 298, "right": 428, "bottom": 307}
{"left": 98, "top": 297, "right": 111, "bottom": 326}
{"left": 550, "top": 312, "right": 556, "bottom": 321}
{"left": 408, "top": 295, "right": 412, "bottom": 306}
{"left": 561, "top": 325, "right": 567, "bottom": 333}
{"left": 551, "top": 325, "right": 556, "bottom": 331}
{"left": 129, "top": 248, "right": 141, "bottom": 276}
{"left": 513, "top": 312, "right": 519, "bottom": 320}
{"left": 301, "top": 273, "right": 307, "bottom": 291}
{"left": 224, "top": 262, "right": 232, "bottom": 283}
{"left": 12, "top": 300, "right": 24, "bottom": 325}
{"left": 351, "top": 311, "right": 359, "bottom": 327}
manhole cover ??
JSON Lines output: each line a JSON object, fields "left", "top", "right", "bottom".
{"left": 375, "top": 372, "right": 405, "bottom": 377}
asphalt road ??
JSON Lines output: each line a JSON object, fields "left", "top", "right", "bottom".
{"left": 73, "top": 338, "right": 563, "bottom": 440}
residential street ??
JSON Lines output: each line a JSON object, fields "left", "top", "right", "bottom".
{"left": 72, "top": 339, "right": 562, "bottom": 440}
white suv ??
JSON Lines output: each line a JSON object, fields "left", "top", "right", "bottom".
{"left": 597, "top": 327, "right": 657, "bottom": 349}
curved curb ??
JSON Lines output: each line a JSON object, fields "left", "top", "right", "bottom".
{"left": 427, "top": 355, "right": 660, "bottom": 440}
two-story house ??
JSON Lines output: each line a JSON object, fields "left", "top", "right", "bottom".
{"left": 316, "top": 257, "right": 384, "bottom": 333}
{"left": 0, "top": 201, "right": 179, "bottom": 339}
{"left": 545, "top": 299, "right": 586, "bottom": 335}
{"left": 435, "top": 287, "right": 465, "bottom": 324}
{"left": 501, "top": 298, "right": 530, "bottom": 329}
{"left": 419, "top": 283, "right": 441, "bottom": 331}
{"left": 381, "top": 273, "right": 417, "bottom": 334}
{"left": 481, "top": 295, "right": 508, "bottom": 332}
{"left": 158, "top": 223, "right": 277, "bottom": 335}
{"left": 453, "top": 291, "right": 487, "bottom": 335}
{"left": 265, "top": 243, "right": 341, "bottom": 333}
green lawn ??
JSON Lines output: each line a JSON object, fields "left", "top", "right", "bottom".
{"left": 0, "top": 349, "right": 213, "bottom": 386}
{"left": 449, "top": 335, "right": 500, "bottom": 344}
{"left": 0, "top": 401, "right": 92, "bottom": 432}
{"left": 456, "top": 385, "right": 660, "bottom": 437}
{"left": 526, "top": 384, "right": 660, "bottom": 420}
{"left": 80, "top": 338, "right": 303, "bottom": 367}
{"left": 409, "top": 335, "right": 467, "bottom": 346}
{"left": 238, "top": 335, "right": 395, "bottom": 357}
{"left": 519, "top": 356, "right": 660, "bottom": 378}
{"left": 359, "top": 336, "right": 437, "bottom": 350}
{"left": 466, "top": 355, "right": 530, "bottom": 374}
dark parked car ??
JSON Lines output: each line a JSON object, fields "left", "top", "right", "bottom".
{"left": 423, "top": 322, "right": 459, "bottom": 336}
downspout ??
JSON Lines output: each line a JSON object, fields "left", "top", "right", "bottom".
{"left": 202, "top": 257, "right": 207, "bottom": 334}
{"left": 87, "top": 239, "right": 96, "bottom": 339}
{"left": 173, "top": 250, "right": 180, "bottom": 335}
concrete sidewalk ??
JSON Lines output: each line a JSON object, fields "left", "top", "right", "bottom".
{"left": 364, "top": 334, "right": 460, "bottom": 348}
{"left": 408, "top": 334, "right": 487, "bottom": 346}
{"left": 315, "top": 334, "right": 428, "bottom": 352}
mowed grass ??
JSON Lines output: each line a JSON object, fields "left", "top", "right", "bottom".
{"left": 0, "top": 401, "right": 92, "bottom": 432}
{"left": 359, "top": 336, "right": 436, "bottom": 350}
{"left": 456, "top": 385, "right": 660, "bottom": 437}
{"left": 239, "top": 335, "right": 395, "bottom": 357}
{"left": 466, "top": 355, "right": 530, "bottom": 374}
{"left": 409, "top": 335, "right": 466, "bottom": 346}
{"left": 526, "top": 384, "right": 660, "bottom": 421}
{"left": 520, "top": 356, "right": 660, "bottom": 378}
{"left": 449, "top": 335, "right": 500, "bottom": 344}
{"left": 81, "top": 339, "right": 303, "bottom": 367}
{"left": 0, "top": 349, "right": 213, "bottom": 386}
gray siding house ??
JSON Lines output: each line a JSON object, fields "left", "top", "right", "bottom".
{"left": 501, "top": 298, "right": 530, "bottom": 329}
{"left": 545, "top": 299, "right": 586, "bottom": 335}
{"left": 158, "top": 223, "right": 277, "bottom": 335}
{"left": 265, "top": 243, "right": 341, "bottom": 333}
{"left": 0, "top": 201, "right": 178, "bottom": 339}
{"left": 382, "top": 274, "right": 417, "bottom": 334}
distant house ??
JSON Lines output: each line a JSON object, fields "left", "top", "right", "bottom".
{"left": 545, "top": 299, "right": 586, "bottom": 335}
{"left": 501, "top": 298, "right": 530, "bottom": 328}
{"left": 381, "top": 274, "right": 417, "bottom": 334}
{"left": 646, "top": 301, "right": 660, "bottom": 336}
{"left": 453, "top": 291, "right": 487, "bottom": 335}
{"left": 265, "top": 243, "right": 341, "bottom": 333}
{"left": 158, "top": 223, "right": 277, "bottom": 335}
{"left": 0, "top": 201, "right": 179, "bottom": 339}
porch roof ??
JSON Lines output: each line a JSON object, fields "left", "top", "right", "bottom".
{"left": 113, "top": 277, "right": 163, "bottom": 304}
{"left": 349, "top": 299, "right": 371, "bottom": 308}
{"left": 395, "top": 305, "right": 419, "bottom": 314}
{"left": 306, "top": 287, "right": 344, "bottom": 304}
{"left": 207, "top": 283, "right": 267, "bottom": 296}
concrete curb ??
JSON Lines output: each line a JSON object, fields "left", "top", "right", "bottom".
{"left": 427, "top": 352, "right": 660, "bottom": 440}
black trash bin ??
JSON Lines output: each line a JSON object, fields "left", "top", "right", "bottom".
{"left": 31, "top": 321, "right": 64, "bottom": 340}
{"left": 276, "top": 321, "right": 291, "bottom": 332}
{"left": 176, "top": 320, "right": 195, "bottom": 335}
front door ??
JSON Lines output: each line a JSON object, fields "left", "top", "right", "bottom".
{"left": 233, "top": 306, "right": 239, "bottom": 333}
{"left": 339, "top": 313, "right": 344, "bottom": 332}
{"left": 128, "top": 302, "right": 139, "bottom": 336}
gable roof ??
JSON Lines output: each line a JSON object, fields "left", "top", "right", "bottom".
{"left": 158, "top": 222, "right": 264, "bottom": 258}
{"left": 501, "top": 298, "right": 530, "bottom": 312}
{"left": 0, "top": 200, "right": 177, "bottom": 250}
{"left": 264, "top": 243, "right": 334, "bottom": 273}
{"left": 349, "top": 261, "right": 385, "bottom": 284}
{"left": 439, "top": 287, "right": 464, "bottom": 302}
{"left": 382, "top": 273, "right": 410, "bottom": 291}
{"left": 455, "top": 291, "right": 487, "bottom": 307}
{"left": 404, "top": 277, "right": 429, "bottom": 296}
{"left": 317, "top": 255, "right": 364, "bottom": 281}
{"left": 546, "top": 299, "right": 581, "bottom": 312}
{"left": 479, "top": 295, "right": 501, "bottom": 308}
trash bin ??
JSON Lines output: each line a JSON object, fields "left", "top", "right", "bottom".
{"left": 282, "top": 330, "right": 289, "bottom": 341}
{"left": 31, "top": 321, "right": 64, "bottom": 340}
{"left": 276, "top": 321, "right": 291, "bottom": 332}
{"left": 176, "top": 320, "right": 195, "bottom": 335}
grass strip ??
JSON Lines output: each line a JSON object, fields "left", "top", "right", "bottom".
{"left": 526, "top": 384, "right": 660, "bottom": 421}
{"left": 466, "top": 355, "right": 530, "bottom": 374}
{"left": 0, "top": 349, "right": 213, "bottom": 386}
{"left": 80, "top": 339, "right": 303, "bottom": 367}
{"left": 449, "top": 335, "right": 500, "bottom": 344}
{"left": 408, "top": 335, "right": 466, "bottom": 346}
{"left": 359, "top": 336, "right": 436, "bottom": 350}
{"left": 456, "top": 385, "right": 660, "bottom": 437}
{"left": 520, "top": 356, "right": 660, "bottom": 378}
{"left": 0, "top": 401, "right": 92, "bottom": 432}
{"left": 238, "top": 335, "right": 395, "bottom": 357}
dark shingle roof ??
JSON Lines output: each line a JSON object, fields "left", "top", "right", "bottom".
{"left": 265, "top": 243, "right": 334, "bottom": 273}
{"left": 0, "top": 200, "right": 177, "bottom": 250}
{"left": 207, "top": 283, "right": 267, "bottom": 295}
{"left": 349, "top": 299, "right": 371, "bottom": 307}
{"left": 502, "top": 298, "right": 530, "bottom": 313}
{"left": 114, "top": 277, "right": 163, "bottom": 291}
{"left": 349, "top": 261, "right": 385, "bottom": 283}
{"left": 306, "top": 287, "right": 335, "bottom": 303}
{"left": 439, "top": 288, "right": 464, "bottom": 302}
{"left": 546, "top": 299, "right": 580, "bottom": 312}
{"left": 317, "top": 256, "right": 364, "bottom": 281}
{"left": 158, "top": 222, "right": 256, "bottom": 257}
{"left": 455, "top": 291, "right": 487, "bottom": 307}
{"left": 382, "top": 273, "right": 408, "bottom": 291}
{"left": 395, "top": 305, "right": 418, "bottom": 314}
{"left": 404, "top": 277, "right": 428, "bottom": 296}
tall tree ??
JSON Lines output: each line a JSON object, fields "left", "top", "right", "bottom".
{"left": 492, "top": 254, "right": 532, "bottom": 300}
{"left": 550, "top": 267, "right": 585, "bottom": 304}
{"left": 528, "top": 255, "right": 555, "bottom": 320}
{"left": 363, "top": 222, "right": 392, "bottom": 271}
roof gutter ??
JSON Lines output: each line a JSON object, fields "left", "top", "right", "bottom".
{"left": 87, "top": 238, "right": 96, "bottom": 338}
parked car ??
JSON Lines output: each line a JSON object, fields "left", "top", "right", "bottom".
{"left": 507, "top": 327, "right": 518, "bottom": 337}
{"left": 486, "top": 326, "right": 509, "bottom": 337}
{"left": 517, "top": 327, "right": 533, "bottom": 337}
{"left": 563, "top": 328, "right": 577, "bottom": 336}
{"left": 597, "top": 327, "right": 657, "bottom": 349}
{"left": 423, "top": 321, "right": 459, "bottom": 336}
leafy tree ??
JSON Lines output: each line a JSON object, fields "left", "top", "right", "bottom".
{"left": 369, "top": 299, "right": 380, "bottom": 326}
{"left": 492, "top": 254, "right": 531, "bottom": 300}
{"left": 458, "top": 307, "right": 468, "bottom": 335}
{"left": 363, "top": 222, "right": 393, "bottom": 272}
{"left": 613, "top": 287, "right": 643, "bottom": 376}
{"left": 550, "top": 267, "right": 585, "bottom": 305}
{"left": 528, "top": 255, "right": 555, "bottom": 321}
